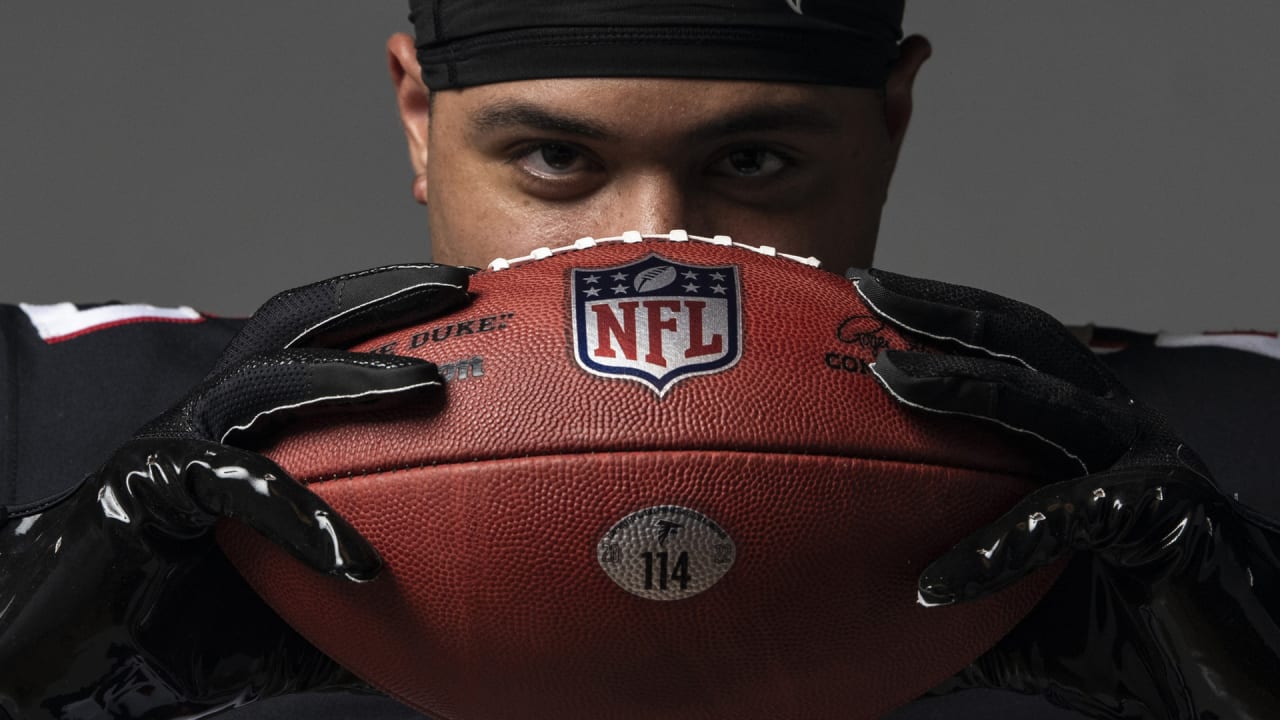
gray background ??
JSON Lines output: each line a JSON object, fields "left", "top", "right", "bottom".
{"left": 2, "top": 2, "right": 1276, "bottom": 331}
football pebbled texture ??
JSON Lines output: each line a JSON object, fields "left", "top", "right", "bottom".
{"left": 218, "top": 234, "right": 1066, "bottom": 720}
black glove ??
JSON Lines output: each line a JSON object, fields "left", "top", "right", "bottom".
{"left": 0, "top": 264, "right": 472, "bottom": 720}
{"left": 848, "top": 268, "right": 1280, "bottom": 720}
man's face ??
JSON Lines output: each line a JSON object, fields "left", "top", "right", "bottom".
{"left": 390, "top": 35, "right": 928, "bottom": 272}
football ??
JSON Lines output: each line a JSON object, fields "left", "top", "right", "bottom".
{"left": 218, "top": 233, "right": 1064, "bottom": 720}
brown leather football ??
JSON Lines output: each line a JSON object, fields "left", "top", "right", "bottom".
{"left": 218, "top": 233, "right": 1064, "bottom": 720}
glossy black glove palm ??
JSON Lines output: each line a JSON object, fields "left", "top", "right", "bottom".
{"left": 0, "top": 264, "right": 472, "bottom": 720}
{"left": 849, "top": 268, "right": 1280, "bottom": 720}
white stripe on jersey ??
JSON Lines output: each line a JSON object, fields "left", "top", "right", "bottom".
{"left": 19, "top": 302, "right": 203, "bottom": 343}
{"left": 1156, "top": 332, "right": 1280, "bottom": 361}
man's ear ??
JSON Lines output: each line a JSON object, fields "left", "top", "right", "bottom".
{"left": 387, "top": 32, "right": 431, "bottom": 205}
{"left": 884, "top": 34, "right": 932, "bottom": 166}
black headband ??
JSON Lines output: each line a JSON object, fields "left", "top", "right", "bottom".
{"left": 409, "top": 0, "right": 905, "bottom": 91}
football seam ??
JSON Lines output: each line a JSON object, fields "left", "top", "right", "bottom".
{"left": 290, "top": 447, "right": 1038, "bottom": 486}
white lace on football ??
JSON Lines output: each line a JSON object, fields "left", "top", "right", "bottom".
{"left": 486, "top": 231, "right": 823, "bottom": 272}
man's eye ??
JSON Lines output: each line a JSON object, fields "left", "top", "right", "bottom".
{"left": 716, "top": 149, "right": 789, "bottom": 178}
{"left": 515, "top": 143, "right": 590, "bottom": 177}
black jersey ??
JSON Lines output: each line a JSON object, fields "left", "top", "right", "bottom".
{"left": 0, "top": 302, "right": 243, "bottom": 509}
{"left": 3, "top": 301, "right": 1277, "bottom": 720}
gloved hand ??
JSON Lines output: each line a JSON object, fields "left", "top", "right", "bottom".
{"left": 0, "top": 264, "right": 472, "bottom": 720}
{"left": 848, "top": 268, "right": 1280, "bottom": 720}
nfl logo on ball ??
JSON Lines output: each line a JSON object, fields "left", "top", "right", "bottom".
{"left": 571, "top": 253, "right": 742, "bottom": 396}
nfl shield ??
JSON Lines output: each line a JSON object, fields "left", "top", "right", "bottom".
{"left": 571, "top": 253, "right": 742, "bottom": 397}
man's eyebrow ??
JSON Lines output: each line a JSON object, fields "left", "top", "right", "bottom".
{"left": 688, "top": 104, "right": 843, "bottom": 141}
{"left": 469, "top": 101, "right": 617, "bottom": 140}
{"left": 469, "top": 100, "right": 843, "bottom": 143}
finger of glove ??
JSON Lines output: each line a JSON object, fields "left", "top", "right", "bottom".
{"left": 181, "top": 442, "right": 381, "bottom": 580}
{"left": 918, "top": 468, "right": 1203, "bottom": 606}
{"left": 212, "top": 264, "right": 473, "bottom": 374}
{"left": 848, "top": 267, "right": 1117, "bottom": 396}
{"left": 873, "top": 350, "right": 1138, "bottom": 474}
{"left": 141, "top": 348, "right": 442, "bottom": 444}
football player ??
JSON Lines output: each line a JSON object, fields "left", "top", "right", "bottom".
{"left": 1, "top": 2, "right": 1276, "bottom": 719}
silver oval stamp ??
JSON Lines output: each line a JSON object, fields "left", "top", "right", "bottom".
{"left": 597, "top": 505, "right": 736, "bottom": 601}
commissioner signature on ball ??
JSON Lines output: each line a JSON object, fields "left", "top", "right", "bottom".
{"left": 836, "top": 315, "right": 891, "bottom": 352}
{"left": 835, "top": 315, "right": 928, "bottom": 354}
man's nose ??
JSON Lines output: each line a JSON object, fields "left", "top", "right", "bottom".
{"left": 611, "top": 175, "right": 696, "bottom": 236}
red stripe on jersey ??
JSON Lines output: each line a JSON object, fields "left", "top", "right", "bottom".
{"left": 19, "top": 302, "right": 206, "bottom": 344}
{"left": 43, "top": 315, "right": 206, "bottom": 344}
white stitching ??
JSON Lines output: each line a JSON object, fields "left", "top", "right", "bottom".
{"left": 867, "top": 360, "right": 1090, "bottom": 475}
{"left": 850, "top": 277, "right": 1032, "bottom": 370}
{"left": 220, "top": 379, "right": 442, "bottom": 443}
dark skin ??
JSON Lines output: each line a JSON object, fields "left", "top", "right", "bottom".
{"left": 385, "top": 32, "right": 932, "bottom": 271}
